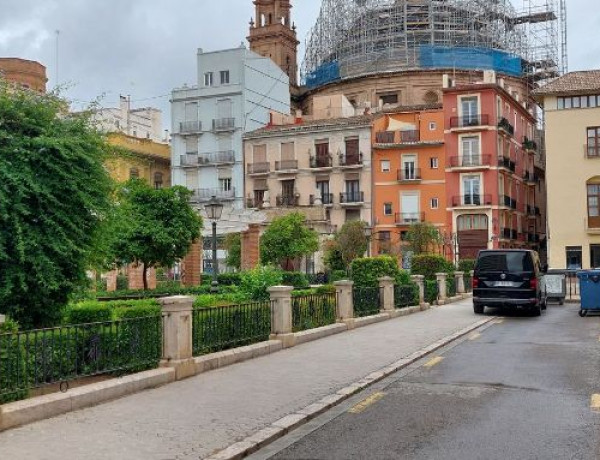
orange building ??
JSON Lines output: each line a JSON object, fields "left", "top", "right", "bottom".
{"left": 371, "top": 106, "right": 447, "bottom": 264}
{"left": 0, "top": 58, "right": 47, "bottom": 93}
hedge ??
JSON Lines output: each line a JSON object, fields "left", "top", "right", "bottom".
{"left": 63, "top": 299, "right": 161, "bottom": 324}
{"left": 411, "top": 254, "right": 455, "bottom": 280}
{"left": 458, "top": 259, "right": 476, "bottom": 273}
{"left": 282, "top": 272, "right": 310, "bottom": 289}
{"left": 351, "top": 256, "right": 411, "bottom": 288}
{"left": 425, "top": 280, "right": 439, "bottom": 304}
{"left": 193, "top": 293, "right": 250, "bottom": 309}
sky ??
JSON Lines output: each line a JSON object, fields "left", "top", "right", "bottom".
{"left": 0, "top": 0, "right": 597, "bottom": 129}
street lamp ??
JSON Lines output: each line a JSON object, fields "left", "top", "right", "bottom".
{"left": 205, "top": 196, "right": 224, "bottom": 293}
{"left": 363, "top": 226, "right": 373, "bottom": 257}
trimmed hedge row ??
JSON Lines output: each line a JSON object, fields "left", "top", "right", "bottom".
{"left": 411, "top": 254, "right": 455, "bottom": 280}
{"left": 351, "top": 256, "right": 411, "bottom": 288}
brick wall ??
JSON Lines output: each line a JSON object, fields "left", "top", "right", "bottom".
{"left": 181, "top": 241, "right": 202, "bottom": 287}
{"left": 127, "top": 264, "right": 157, "bottom": 290}
{"left": 241, "top": 224, "right": 261, "bottom": 270}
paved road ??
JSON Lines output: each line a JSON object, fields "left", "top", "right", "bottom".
{"left": 253, "top": 304, "right": 600, "bottom": 460}
{"left": 0, "top": 299, "right": 484, "bottom": 460}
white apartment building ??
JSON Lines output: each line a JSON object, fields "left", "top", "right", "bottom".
{"left": 171, "top": 45, "right": 290, "bottom": 212}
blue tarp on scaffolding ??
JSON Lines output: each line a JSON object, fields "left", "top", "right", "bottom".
{"left": 419, "top": 45, "right": 523, "bottom": 77}
{"left": 305, "top": 61, "right": 341, "bottom": 89}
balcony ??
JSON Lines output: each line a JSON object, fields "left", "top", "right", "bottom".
{"left": 310, "top": 193, "right": 334, "bottom": 206}
{"left": 526, "top": 205, "right": 541, "bottom": 218}
{"left": 451, "top": 194, "right": 493, "bottom": 207}
{"left": 212, "top": 117, "right": 236, "bottom": 132}
{"left": 275, "top": 160, "right": 298, "bottom": 171}
{"left": 523, "top": 137, "right": 538, "bottom": 151}
{"left": 449, "top": 114, "right": 490, "bottom": 129}
{"left": 375, "top": 130, "right": 420, "bottom": 144}
{"left": 395, "top": 212, "right": 425, "bottom": 225}
{"left": 191, "top": 188, "right": 235, "bottom": 203}
{"left": 310, "top": 155, "right": 333, "bottom": 169}
{"left": 179, "top": 121, "right": 202, "bottom": 134}
{"left": 511, "top": 229, "right": 518, "bottom": 240}
{"left": 247, "top": 162, "right": 270, "bottom": 175}
{"left": 339, "top": 153, "right": 363, "bottom": 168}
{"left": 498, "top": 156, "right": 516, "bottom": 173}
{"left": 503, "top": 195, "right": 517, "bottom": 210}
{"left": 528, "top": 233, "right": 541, "bottom": 243}
{"left": 180, "top": 154, "right": 199, "bottom": 168}
{"left": 397, "top": 168, "right": 422, "bottom": 182}
{"left": 198, "top": 150, "right": 235, "bottom": 166}
{"left": 276, "top": 195, "right": 299, "bottom": 207}
{"left": 498, "top": 117, "right": 515, "bottom": 136}
{"left": 340, "top": 191, "right": 365, "bottom": 205}
{"left": 501, "top": 228, "right": 512, "bottom": 240}
{"left": 585, "top": 144, "right": 600, "bottom": 158}
{"left": 448, "top": 155, "right": 492, "bottom": 169}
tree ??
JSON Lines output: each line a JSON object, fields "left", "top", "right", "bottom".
{"left": 322, "top": 238, "right": 345, "bottom": 272}
{"left": 336, "top": 221, "right": 369, "bottom": 266}
{"left": 224, "top": 233, "right": 241, "bottom": 271}
{"left": 0, "top": 86, "right": 113, "bottom": 327}
{"left": 106, "top": 180, "right": 203, "bottom": 290}
{"left": 405, "top": 222, "right": 442, "bottom": 255}
{"left": 260, "top": 213, "right": 319, "bottom": 270}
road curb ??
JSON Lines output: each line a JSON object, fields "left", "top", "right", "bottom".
{"left": 204, "top": 315, "right": 496, "bottom": 460}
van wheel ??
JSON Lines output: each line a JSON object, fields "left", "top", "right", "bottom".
{"left": 532, "top": 304, "right": 542, "bottom": 317}
{"left": 474, "top": 304, "right": 484, "bottom": 315}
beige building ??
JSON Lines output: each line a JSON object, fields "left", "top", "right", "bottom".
{"left": 243, "top": 98, "right": 374, "bottom": 271}
{"left": 534, "top": 71, "right": 600, "bottom": 269}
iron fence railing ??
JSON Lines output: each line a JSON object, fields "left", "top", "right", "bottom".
{"left": 353, "top": 287, "right": 381, "bottom": 317}
{"left": 292, "top": 294, "right": 337, "bottom": 332}
{"left": 0, "top": 316, "right": 162, "bottom": 403}
{"left": 394, "top": 285, "right": 417, "bottom": 309}
{"left": 192, "top": 302, "right": 271, "bottom": 356}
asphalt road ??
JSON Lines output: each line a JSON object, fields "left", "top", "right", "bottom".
{"left": 250, "top": 304, "right": 600, "bottom": 460}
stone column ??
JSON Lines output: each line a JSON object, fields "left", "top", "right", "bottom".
{"left": 334, "top": 280, "right": 355, "bottom": 329}
{"left": 411, "top": 275, "right": 425, "bottom": 306}
{"left": 455, "top": 271, "right": 466, "bottom": 294}
{"left": 436, "top": 272, "right": 448, "bottom": 303}
{"left": 379, "top": 277, "right": 394, "bottom": 312}
{"left": 269, "top": 286, "right": 295, "bottom": 348}
{"left": 106, "top": 270, "right": 118, "bottom": 292}
{"left": 159, "top": 296, "right": 195, "bottom": 379}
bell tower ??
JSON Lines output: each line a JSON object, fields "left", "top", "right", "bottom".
{"left": 248, "top": 0, "right": 299, "bottom": 87}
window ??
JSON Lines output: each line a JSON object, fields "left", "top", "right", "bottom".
{"left": 345, "top": 209, "right": 361, "bottom": 222}
{"left": 381, "top": 160, "right": 391, "bottom": 172}
{"left": 429, "top": 122, "right": 437, "bottom": 131}
{"left": 566, "top": 246, "right": 582, "bottom": 270}
{"left": 587, "top": 180, "right": 600, "bottom": 227}
{"left": 457, "top": 214, "right": 488, "bottom": 230}
{"left": 154, "top": 172, "right": 163, "bottom": 189}
{"left": 430, "top": 198, "right": 439, "bottom": 209}
{"left": 129, "top": 168, "right": 139, "bottom": 179}
{"left": 462, "top": 175, "right": 481, "bottom": 205}
{"left": 401, "top": 155, "right": 418, "bottom": 180}
{"left": 219, "top": 178, "right": 232, "bottom": 192}
{"left": 379, "top": 231, "right": 391, "bottom": 254}
{"left": 591, "top": 245, "right": 600, "bottom": 268}
{"left": 220, "top": 70, "right": 230, "bottom": 85}
{"left": 314, "top": 140, "right": 330, "bottom": 167}
{"left": 558, "top": 95, "right": 600, "bottom": 110}
{"left": 384, "top": 203, "right": 393, "bottom": 216}
{"left": 401, "top": 193, "right": 420, "bottom": 223}
{"left": 344, "top": 137, "right": 360, "bottom": 165}
{"left": 587, "top": 127, "right": 600, "bottom": 157}
{"left": 345, "top": 180, "right": 361, "bottom": 201}
{"left": 379, "top": 93, "right": 398, "bottom": 105}
{"left": 461, "top": 136, "right": 480, "bottom": 166}
{"left": 204, "top": 72, "right": 213, "bottom": 86}
{"left": 460, "top": 96, "right": 479, "bottom": 125}
{"left": 430, "top": 157, "right": 439, "bottom": 169}
{"left": 316, "top": 181, "right": 331, "bottom": 204}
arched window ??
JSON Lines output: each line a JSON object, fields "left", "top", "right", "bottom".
{"left": 129, "top": 168, "right": 139, "bottom": 179}
{"left": 154, "top": 172, "right": 163, "bottom": 189}
{"left": 587, "top": 177, "right": 600, "bottom": 228}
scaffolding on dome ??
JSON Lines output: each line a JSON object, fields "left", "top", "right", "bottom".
{"left": 301, "top": 0, "right": 567, "bottom": 88}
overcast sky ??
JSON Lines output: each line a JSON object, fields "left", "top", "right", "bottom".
{"left": 0, "top": 0, "right": 597, "bottom": 128}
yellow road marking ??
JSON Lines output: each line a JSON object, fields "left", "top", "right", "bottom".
{"left": 349, "top": 392, "right": 386, "bottom": 414}
{"left": 423, "top": 356, "right": 444, "bottom": 368}
{"left": 591, "top": 394, "right": 600, "bottom": 411}
{"left": 468, "top": 332, "right": 482, "bottom": 341}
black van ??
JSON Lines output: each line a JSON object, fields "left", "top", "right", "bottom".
{"left": 473, "top": 249, "right": 547, "bottom": 316}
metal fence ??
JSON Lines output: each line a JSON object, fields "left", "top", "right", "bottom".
{"left": 353, "top": 287, "right": 382, "bottom": 317}
{"left": 394, "top": 285, "right": 417, "bottom": 309}
{"left": 192, "top": 302, "right": 271, "bottom": 356}
{"left": 292, "top": 294, "right": 337, "bottom": 332}
{"left": 0, "top": 315, "right": 162, "bottom": 403}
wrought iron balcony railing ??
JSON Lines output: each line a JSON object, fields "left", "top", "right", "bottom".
{"left": 449, "top": 114, "right": 490, "bottom": 128}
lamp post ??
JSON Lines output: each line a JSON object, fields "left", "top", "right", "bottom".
{"left": 205, "top": 196, "right": 224, "bottom": 293}
{"left": 363, "top": 226, "right": 373, "bottom": 257}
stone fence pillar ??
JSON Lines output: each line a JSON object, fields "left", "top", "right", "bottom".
{"left": 455, "top": 271, "right": 466, "bottom": 294}
{"left": 334, "top": 280, "right": 355, "bottom": 329}
{"left": 436, "top": 272, "right": 448, "bottom": 303}
{"left": 411, "top": 275, "right": 425, "bottom": 306}
{"left": 0, "top": 314, "right": 5, "bottom": 324}
{"left": 379, "top": 277, "right": 395, "bottom": 312}
{"left": 159, "top": 296, "right": 195, "bottom": 379}
{"left": 268, "top": 286, "right": 295, "bottom": 348}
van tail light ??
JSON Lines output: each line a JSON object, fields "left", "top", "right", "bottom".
{"left": 472, "top": 276, "right": 479, "bottom": 289}
{"left": 529, "top": 278, "right": 538, "bottom": 290}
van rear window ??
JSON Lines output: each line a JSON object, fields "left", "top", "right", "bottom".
{"left": 476, "top": 252, "right": 534, "bottom": 272}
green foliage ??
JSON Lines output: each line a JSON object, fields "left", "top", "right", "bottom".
{"left": 217, "top": 273, "right": 242, "bottom": 286}
{"left": 260, "top": 213, "right": 319, "bottom": 270}
{"left": 64, "top": 302, "right": 112, "bottom": 324}
{"left": 351, "top": 256, "right": 402, "bottom": 288}
{"left": 95, "top": 283, "right": 239, "bottom": 300}
{"left": 0, "top": 318, "right": 19, "bottom": 334}
{"left": 322, "top": 238, "right": 345, "bottom": 271}
{"left": 282, "top": 272, "right": 310, "bottom": 289}
{"left": 458, "top": 259, "right": 476, "bottom": 273}
{"left": 224, "top": 233, "right": 242, "bottom": 271}
{"left": 103, "top": 179, "right": 203, "bottom": 290}
{"left": 240, "top": 266, "right": 284, "bottom": 301}
{"left": 0, "top": 86, "right": 113, "bottom": 327}
{"left": 193, "top": 293, "right": 250, "bottom": 309}
{"left": 446, "top": 277, "right": 457, "bottom": 297}
{"left": 116, "top": 275, "right": 128, "bottom": 291}
{"left": 411, "top": 254, "right": 455, "bottom": 280}
{"left": 330, "top": 270, "right": 348, "bottom": 283}
{"left": 405, "top": 222, "right": 442, "bottom": 255}
{"left": 336, "top": 221, "right": 369, "bottom": 266}
{"left": 315, "top": 284, "right": 336, "bottom": 295}
{"left": 425, "top": 280, "right": 439, "bottom": 304}
{"left": 292, "top": 294, "right": 336, "bottom": 332}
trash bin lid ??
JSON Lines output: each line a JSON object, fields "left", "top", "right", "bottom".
{"left": 577, "top": 269, "right": 600, "bottom": 280}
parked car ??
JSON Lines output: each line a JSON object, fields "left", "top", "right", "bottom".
{"left": 473, "top": 249, "right": 547, "bottom": 316}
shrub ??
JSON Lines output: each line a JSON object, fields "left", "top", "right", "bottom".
{"left": 315, "top": 284, "right": 336, "bottom": 295}
{"left": 113, "top": 304, "right": 161, "bottom": 319}
{"left": 458, "top": 259, "right": 476, "bottom": 274}
{"left": 330, "top": 270, "right": 348, "bottom": 283}
{"left": 240, "top": 266, "right": 284, "bottom": 301}
{"left": 116, "top": 274, "right": 128, "bottom": 291}
{"left": 282, "top": 272, "right": 310, "bottom": 289}
{"left": 63, "top": 302, "right": 112, "bottom": 324}
{"left": 411, "top": 254, "right": 455, "bottom": 280}
{"left": 217, "top": 273, "right": 242, "bottom": 286}
{"left": 193, "top": 293, "right": 250, "bottom": 309}
{"left": 351, "top": 256, "right": 402, "bottom": 288}
{"left": 0, "top": 317, "right": 19, "bottom": 334}
{"left": 425, "top": 280, "right": 439, "bottom": 304}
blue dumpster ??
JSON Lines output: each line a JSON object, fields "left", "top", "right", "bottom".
{"left": 576, "top": 270, "right": 600, "bottom": 316}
